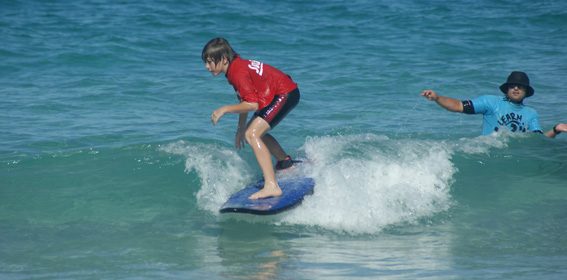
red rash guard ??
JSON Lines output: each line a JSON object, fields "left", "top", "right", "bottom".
{"left": 226, "top": 55, "right": 297, "bottom": 110}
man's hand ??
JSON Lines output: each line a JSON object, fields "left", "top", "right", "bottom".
{"left": 420, "top": 90, "right": 440, "bottom": 101}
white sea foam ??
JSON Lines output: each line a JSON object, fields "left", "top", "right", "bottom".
{"left": 163, "top": 134, "right": 457, "bottom": 234}
{"left": 161, "top": 140, "right": 253, "bottom": 213}
{"left": 281, "top": 134, "right": 457, "bottom": 234}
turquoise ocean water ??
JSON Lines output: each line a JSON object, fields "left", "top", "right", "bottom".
{"left": 2, "top": 0, "right": 567, "bottom": 279}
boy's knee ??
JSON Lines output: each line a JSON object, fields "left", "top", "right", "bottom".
{"left": 244, "top": 128, "right": 259, "bottom": 144}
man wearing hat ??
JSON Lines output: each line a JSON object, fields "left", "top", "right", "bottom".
{"left": 420, "top": 71, "right": 566, "bottom": 138}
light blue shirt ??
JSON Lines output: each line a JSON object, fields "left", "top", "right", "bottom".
{"left": 468, "top": 95, "right": 542, "bottom": 135}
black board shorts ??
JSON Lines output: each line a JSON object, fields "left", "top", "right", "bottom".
{"left": 253, "top": 88, "right": 300, "bottom": 129}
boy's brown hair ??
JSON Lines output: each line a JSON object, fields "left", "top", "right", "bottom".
{"left": 201, "top": 37, "right": 239, "bottom": 64}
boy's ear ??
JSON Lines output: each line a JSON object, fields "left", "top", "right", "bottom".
{"left": 222, "top": 56, "right": 229, "bottom": 65}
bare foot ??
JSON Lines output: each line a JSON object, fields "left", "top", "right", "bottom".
{"left": 248, "top": 185, "right": 282, "bottom": 199}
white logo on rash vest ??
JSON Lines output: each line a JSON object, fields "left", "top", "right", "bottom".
{"left": 248, "top": 60, "right": 263, "bottom": 76}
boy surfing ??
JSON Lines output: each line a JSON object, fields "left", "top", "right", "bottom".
{"left": 202, "top": 37, "right": 300, "bottom": 199}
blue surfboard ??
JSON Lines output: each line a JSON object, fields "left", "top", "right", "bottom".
{"left": 220, "top": 176, "right": 315, "bottom": 215}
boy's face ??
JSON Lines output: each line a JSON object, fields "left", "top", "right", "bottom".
{"left": 205, "top": 56, "right": 227, "bottom": 77}
{"left": 506, "top": 84, "right": 527, "bottom": 103}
